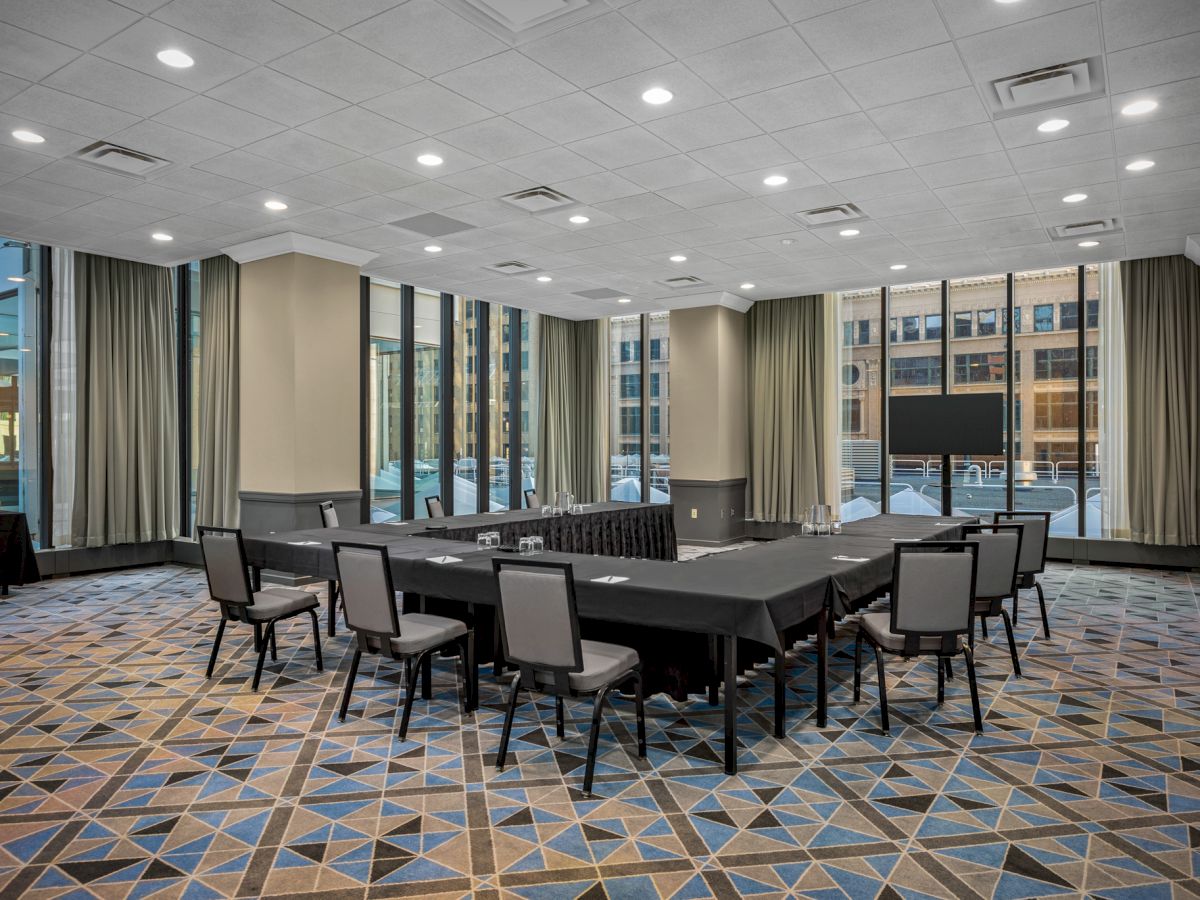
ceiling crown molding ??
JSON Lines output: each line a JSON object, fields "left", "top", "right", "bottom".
{"left": 221, "top": 232, "right": 379, "bottom": 267}
{"left": 1186, "top": 234, "right": 1200, "bottom": 267}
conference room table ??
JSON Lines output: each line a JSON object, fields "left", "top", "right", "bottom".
{"left": 243, "top": 509, "right": 973, "bottom": 774}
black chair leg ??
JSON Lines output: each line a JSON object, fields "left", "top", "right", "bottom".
{"left": 1035, "top": 580, "right": 1051, "bottom": 640}
{"left": 338, "top": 649, "right": 362, "bottom": 721}
{"left": 420, "top": 651, "right": 432, "bottom": 700}
{"left": 253, "top": 622, "right": 262, "bottom": 653}
{"left": 633, "top": 672, "right": 646, "bottom": 758}
{"left": 206, "top": 619, "right": 227, "bottom": 679}
{"left": 252, "top": 622, "right": 274, "bottom": 692}
{"left": 268, "top": 625, "right": 277, "bottom": 662}
{"left": 980, "top": 618, "right": 988, "bottom": 640}
{"left": 458, "top": 634, "right": 475, "bottom": 715}
{"left": 496, "top": 673, "right": 522, "bottom": 770}
{"left": 309, "top": 610, "right": 323, "bottom": 672}
{"left": 1012, "top": 591, "right": 1020, "bottom": 627}
{"left": 399, "top": 650, "right": 430, "bottom": 741}
{"left": 582, "top": 686, "right": 611, "bottom": 796}
{"left": 873, "top": 643, "right": 890, "bottom": 735}
{"left": 967, "top": 622, "right": 975, "bottom": 650}
{"left": 943, "top": 656, "right": 954, "bottom": 680}
{"left": 555, "top": 696, "right": 565, "bottom": 739}
{"left": 936, "top": 656, "right": 945, "bottom": 705}
{"left": 963, "top": 646, "right": 983, "bottom": 734}
{"left": 853, "top": 630, "right": 863, "bottom": 703}
{"left": 1001, "top": 609, "right": 1022, "bottom": 677}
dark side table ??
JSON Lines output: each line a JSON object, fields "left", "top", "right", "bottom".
{"left": 0, "top": 512, "right": 41, "bottom": 595}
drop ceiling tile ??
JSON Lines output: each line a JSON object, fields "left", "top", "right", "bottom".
{"left": 954, "top": 5, "right": 1102, "bottom": 88}
{"left": 568, "top": 126, "right": 675, "bottom": 170}
{"left": 867, "top": 87, "right": 989, "bottom": 142}
{"left": 153, "top": 0, "right": 331, "bottom": 63}
{"left": 112, "top": 182, "right": 216, "bottom": 214}
{"left": 726, "top": 163, "right": 825, "bottom": 196}
{"left": 896, "top": 122, "right": 1004, "bottom": 168}
{"left": 733, "top": 75, "right": 859, "bottom": 132}
{"left": 43, "top": 56, "right": 192, "bottom": 118}
{"left": 807, "top": 143, "right": 908, "bottom": 182}
{"left": 934, "top": 0, "right": 1093, "bottom": 38}
{"left": 1110, "top": 76, "right": 1200, "bottom": 122}
{"left": 687, "top": 135, "right": 795, "bottom": 177}
{"left": 269, "top": 173, "right": 369, "bottom": 206}
{"left": 207, "top": 67, "right": 348, "bottom": 128}
{"left": 622, "top": 0, "right": 786, "bottom": 58}
{"left": 106, "top": 120, "right": 231, "bottom": 168}
{"left": 149, "top": 166, "right": 254, "bottom": 200}
{"left": 323, "top": 157, "right": 421, "bottom": 194}
{"left": 0, "top": 23, "right": 82, "bottom": 81}
{"left": 153, "top": 95, "right": 287, "bottom": 146}
{"left": 1031, "top": 182, "right": 1119, "bottom": 213}
{"left": 3, "top": 84, "right": 140, "bottom": 138}
{"left": 949, "top": 195, "right": 1036, "bottom": 223}
{"left": 1017, "top": 157, "right": 1117, "bottom": 195}
{"left": 1118, "top": 141, "right": 1200, "bottom": 177}
{"left": 375, "top": 139, "right": 486, "bottom": 178}
{"left": 272, "top": 0, "right": 402, "bottom": 30}
{"left": 916, "top": 151, "right": 1015, "bottom": 189}
{"left": 333, "top": 194, "right": 422, "bottom": 224}
{"left": 657, "top": 177, "right": 748, "bottom": 209}
{"left": 386, "top": 179, "right": 477, "bottom": 211}
{"left": 439, "top": 117, "right": 553, "bottom": 163}
{"left": 270, "top": 35, "right": 419, "bottom": 104}
{"left": 832, "top": 168, "right": 927, "bottom": 199}
{"left": 1115, "top": 112, "right": 1200, "bottom": 156}
{"left": 520, "top": 12, "right": 674, "bottom": 89}
{"left": 877, "top": 209, "right": 959, "bottom": 233}
{"left": 90, "top": 18, "right": 256, "bottom": 92}
{"left": 773, "top": 113, "right": 887, "bottom": 159}
{"left": 962, "top": 214, "right": 1042, "bottom": 237}
{"left": 594, "top": 193, "right": 682, "bottom": 220}
{"left": 837, "top": 43, "right": 970, "bottom": 110}
{"left": 0, "top": 176, "right": 101, "bottom": 210}
{"left": 284, "top": 206, "right": 376, "bottom": 237}
{"left": 439, "top": 164, "right": 537, "bottom": 200}
{"left": 684, "top": 27, "right": 826, "bottom": 99}
{"left": 1100, "top": 0, "right": 1200, "bottom": 53}
{"left": 26, "top": 159, "right": 138, "bottom": 195}
{"left": 1007, "top": 132, "right": 1114, "bottom": 173}
{"left": 243, "top": 129, "right": 361, "bottom": 171}
{"left": 501, "top": 146, "right": 601, "bottom": 183}
{"left": 344, "top": 0, "right": 507, "bottom": 77}
{"left": 797, "top": 0, "right": 949, "bottom": 70}
{"left": 0, "top": 0, "right": 138, "bottom": 51}
{"left": 993, "top": 97, "right": 1113, "bottom": 150}
{"left": 644, "top": 103, "right": 762, "bottom": 153}
{"left": 933, "top": 175, "right": 1026, "bottom": 208}
{"left": 72, "top": 196, "right": 171, "bottom": 226}
{"left": 364, "top": 80, "right": 493, "bottom": 137}
{"left": 508, "top": 92, "right": 631, "bottom": 145}
{"left": 194, "top": 149, "right": 307, "bottom": 186}
{"left": 587, "top": 62, "right": 725, "bottom": 124}
{"left": 1119, "top": 166, "right": 1200, "bottom": 201}
{"left": 555, "top": 171, "right": 644, "bottom": 204}
{"left": 299, "top": 106, "right": 420, "bottom": 155}
{"left": 434, "top": 51, "right": 575, "bottom": 116}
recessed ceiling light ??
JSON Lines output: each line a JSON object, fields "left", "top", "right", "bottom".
{"left": 417, "top": 153, "right": 443, "bottom": 166}
{"left": 11, "top": 129, "right": 44, "bottom": 143}
{"left": 995, "top": 0, "right": 1022, "bottom": 4}
{"left": 6, "top": 276, "right": 26, "bottom": 283}
{"left": 1037, "top": 118, "right": 1070, "bottom": 133}
{"left": 1121, "top": 99, "right": 1157, "bottom": 116}
{"left": 536, "top": 275, "right": 552, "bottom": 282}
{"left": 617, "top": 297, "right": 631, "bottom": 304}
{"left": 839, "top": 228, "right": 860, "bottom": 237}
{"left": 669, "top": 254, "right": 687, "bottom": 262}
{"left": 1124, "top": 159, "right": 1154, "bottom": 171}
{"left": 151, "top": 232, "right": 173, "bottom": 242}
{"left": 1062, "top": 192, "right": 1088, "bottom": 203}
{"left": 568, "top": 215, "right": 589, "bottom": 224}
{"left": 642, "top": 87, "right": 673, "bottom": 105}
{"left": 780, "top": 238, "right": 795, "bottom": 246}
{"left": 264, "top": 199, "right": 288, "bottom": 210}
{"left": 740, "top": 282, "right": 755, "bottom": 290}
{"left": 762, "top": 175, "right": 788, "bottom": 186}
{"left": 156, "top": 48, "right": 194, "bottom": 68}
{"left": 424, "top": 245, "right": 442, "bottom": 253}
{"left": 1078, "top": 240, "right": 1100, "bottom": 248}
{"left": 890, "top": 264, "right": 907, "bottom": 271}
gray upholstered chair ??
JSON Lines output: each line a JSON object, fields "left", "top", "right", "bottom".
{"left": 319, "top": 500, "right": 339, "bottom": 528}
{"left": 198, "top": 526, "right": 323, "bottom": 691}
{"left": 994, "top": 511, "right": 1052, "bottom": 639}
{"left": 425, "top": 495, "right": 445, "bottom": 518}
{"left": 524, "top": 489, "right": 539, "bottom": 509}
{"left": 492, "top": 558, "right": 645, "bottom": 797}
{"left": 333, "top": 542, "right": 475, "bottom": 739}
{"left": 963, "top": 523, "right": 1024, "bottom": 676}
{"left": 854, "top": 541, "right": 982, "bottom": 735}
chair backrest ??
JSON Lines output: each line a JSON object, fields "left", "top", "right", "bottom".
{"left": 425, "top": 495, "right": 444, "bottom": 518}
{"left": 198, "top": 526, "right": 254, "bottom": 613}
{"left": 963, "top": 523, "right": 1023, "bottom": 602}
{"left": 890, "top": 541, "right": 978, "bottom": 654}
{"left": 524, "top": 489, "right": 540, "bottom": 509}
{"left": 332, "top": 542, "right": 400, "bottom": 644}
{"left": 319, "top": 500, "right": 339, "bottom": 528}
{"left": 493, "top": 558, "right": 583, "bottom": 692}
{"left": 993, "top": 511, "right": 1050, "bottom": 575}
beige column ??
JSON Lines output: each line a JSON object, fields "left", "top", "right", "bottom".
{"left": 223, "top": 233, "right": 376, "bottom": 534}
{"left": 669, "top": 298, "right": 750, "bottom": 543}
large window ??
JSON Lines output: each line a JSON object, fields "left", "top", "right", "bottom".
{"left": 412, "top": 289, "right": 441, "bottom": 518}
{"left": 488, "top": 304, "right": 509, "bottom": 511}
{"left": 609, "top": 312, "right": 670, "bottom": 502}
{"left": 648, "top": 312, "right": 670, "bottom": 499}
{"left": 839, "top": 288, "right": 882, "bottom": 518}
{"left": 887, "top": 281, "right": 941, "bottom": 514}
{"left": 520, "top": 311, "right": 539, "bottom": 506}
{"left": 451, "top": 297, "right": 478, "bottom": 512}
{"left": 0, "top": 238, "right": 40, "bottom": 544}
{"left": 368, "top": 281, "right": 405, "bottom": 521}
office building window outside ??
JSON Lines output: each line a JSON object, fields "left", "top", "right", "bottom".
{"left": 924, "top": 314, "right": 941, "bottom": 340}
{"left": 0, "top": 238, "right": 40, "bottom": 544}
{"left": 1033, "top": 304, "right": 1054, "bottom": 332}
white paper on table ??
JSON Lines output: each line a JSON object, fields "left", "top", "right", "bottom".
{"left": 935, "top": 521, "right": 960, "bottom": 525}
{"left": 287, "top": 540, "right": 321, "bottom": 546}
{"left": 485, "top": 511, "right": 505, "bottom": 515}
{"left": 891, "top": 538, "right": 920, "bottom": 542}
{"left": 382, "top": 521, "right": 409, "bottom": 526}
{"left": 427, "top": 555, "right": 463, "bottom": 564}
{"left": 832, "top": 556, "right": 870, "bottom": 562}
{"left": 590, "top": 575, "right": 629, "bottom": 584}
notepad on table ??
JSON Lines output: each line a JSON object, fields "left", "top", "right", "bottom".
{"left": 287, "top": 540, "right": 320, "bottom": 546}
{"left": 426, "top": 555, "right": 462, "bottom": 564}
{"left": 832, "top": 555, "right": 870, "bottom": 562}
{"left": 890, "top": 538, "right": 920, "bottom": 542}
{"left": 591, "top": 575, "right": 629, "bottom": 584}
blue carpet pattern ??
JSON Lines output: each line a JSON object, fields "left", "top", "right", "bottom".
{"left": 0, "top": 562, "right": 1197, "bottom": 898}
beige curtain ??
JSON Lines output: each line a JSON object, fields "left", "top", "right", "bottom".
{"left": 821, "top": 292, "right": 842, "bottom": 508}
{"left": 537, "top": 315, "right": 608, "bottom": 503}
{"left": 1120, "top": 255, "right": 1200, "bottom": 546}
{"left": 71, "top": 252, "right": 179, "bottom": 547}
{"left": 50, "top": 247, "right": 76, "bottom": 546}
{"left": 747, "top": 295, "right": 829, "bottom": 522}
{"left": 1098, "top": 262, "right": 1130, "bottom": 540}
{"left": 196, "top": 255, "right": 240, "bottom": 528}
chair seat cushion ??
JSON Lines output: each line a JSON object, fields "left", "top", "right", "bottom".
{"left": 389, "top": 613, "right": 468, "bottom": 655}
{"left": 861, "top": 612, "right": 962, "bottom": 654}
{"left": 247, "top": 587, "right": 319, "bottom": 620}
{"left": 531, "top": 639, "right": 638, "bottom": 693}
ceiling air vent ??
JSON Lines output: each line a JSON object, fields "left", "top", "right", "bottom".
{"left": 74, "top": 141, "right": 170, "bottom": 177}
{"left": 573, "top": 288, "right": 625, "bottom": 300}
{"left": 795, "top": 203, "right": 864, "bottom": 228}
{"left": 500, "top": 186, "right": 576, "bottom": 213}
{"left": 657, "top": 275, "right": 708, "bottom": 289}
{"left": 991, "top": 59, "right": 1102, "bottom": 113}
{"left": 485, "top": 260, "right": 539, "bottom": 275}
{"left": 388, "top": 212, "right": 475, "bottom": 238}
{"left": 1049, "top": 218, "right": 1121, "bottom": 240}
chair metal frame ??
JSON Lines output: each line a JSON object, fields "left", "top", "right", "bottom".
{"left": 491, "top": 557, "right": 646, "bottom": 796}
{"left": 523, "top": 489, "right": 539, "bottom": 509}
{"left": 993, "top": 510, "right": 1053, "bottom": 639}
{"left": 333, "top": 541, "right": 476, "bottom": 740}
{"left": 425, "top": 495, "right": 445, "bottom": 518}
{"left": 854, "top": 541, "right": 983, "bottom": 735}
{"left": 963, "top": 522, "right": 1024, "bottom": 676}
{"left": 198, "top": 525, "right": 323, "bottom": 691}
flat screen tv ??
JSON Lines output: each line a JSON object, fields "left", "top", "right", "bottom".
{"left": 889, "top": 394, "right": 1004, "bottom": 456}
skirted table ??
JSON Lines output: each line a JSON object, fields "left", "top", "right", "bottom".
{"left": 0, "top": 512, "right": 40, "bottom": 595}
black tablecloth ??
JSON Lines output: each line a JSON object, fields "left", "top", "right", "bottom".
{"left": 0, "top": 512, "right": 40, "bottom": 590}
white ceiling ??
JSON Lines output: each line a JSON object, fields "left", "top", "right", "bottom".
{"left": 1, "top": 0, "right": 1198, "bottom": 318}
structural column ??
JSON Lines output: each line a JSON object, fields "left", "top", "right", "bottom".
{"left": 224, "top": 233, "right": 376, "bottom": 534}
{"left": 668, "top": 298, "right": 750, "bottom": 544}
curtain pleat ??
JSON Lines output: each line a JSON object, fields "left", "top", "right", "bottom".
{"left": 71, "top": 252, "right": 179, "bottom": 547}
{"left": 747, "top": 295, "right": 828, "bottom": 522}
{"left": 196, "top": 254, "right": 240, "bottom": 528}
{"left": 1120, "top": 255, "right": 1200, "bottom": 546}
{"left": 1098, "top": 262, "right": 1130, "bottom": 540}
{"left": 537, "top": 316, "right": 608, "bottom": 503}
{"left": 50, "top": 248, "right": 76, "bottom": 546}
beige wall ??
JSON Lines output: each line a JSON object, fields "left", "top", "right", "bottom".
{"left": 239, "top": 252, "right": 360, "bottom": 495}
{"left": 669, "top": 305, "right": 747, "bottom": 482}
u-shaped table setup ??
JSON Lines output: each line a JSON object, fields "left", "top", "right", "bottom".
{"left": 242, "top": 504, "right": 973, "bottom": 774}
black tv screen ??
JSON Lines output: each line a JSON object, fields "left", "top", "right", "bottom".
{"left": 889, "top": 394, "right": 1004, "bottom": 456}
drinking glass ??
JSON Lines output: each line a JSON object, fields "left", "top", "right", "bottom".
{"left": 530, "top": 536, "right": 544, "bottom": 554}
{"left": 541, "top": 505, "right": 552, "bottom": 517}
{"left": 477, "top": 534, "right": 491, "bottom": 550}
{"left": 519, "top": 537, "right": 532, "bottom": 555}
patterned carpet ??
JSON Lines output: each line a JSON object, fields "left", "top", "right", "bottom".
{"left": 0, "top": 560, "right": 1197, "bottom": 899}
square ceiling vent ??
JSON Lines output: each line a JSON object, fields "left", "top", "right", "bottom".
{"left": 657, "top": 275, "right": 709, "bottom": 290}
{"left": 388, "top": 213, "right": 475, "bottom": 238}
{"left": 989, "top": 58, "right": 1104, "bottom": 116}
{"left": 795, "top": 203, "right": 865, "bottom": 228}
{"left": 74, "top": 141, "right": 170, "bottom": 177}
{"left": 500, "top": 186, "right": 576, "bottom": 214}
{"left": 1049, "top": 218, "right": 1121, "bottom": 241}
{"left": 485, "top": 260, "right": 540, "bottom": 275}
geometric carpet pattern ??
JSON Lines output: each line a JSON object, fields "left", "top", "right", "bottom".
{"left": 0, "top": 561, "right": 1198, "bottom": 898}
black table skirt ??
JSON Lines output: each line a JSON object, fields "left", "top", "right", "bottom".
{"left": 0, "top": 512, "right": 40, "bottom": 590}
